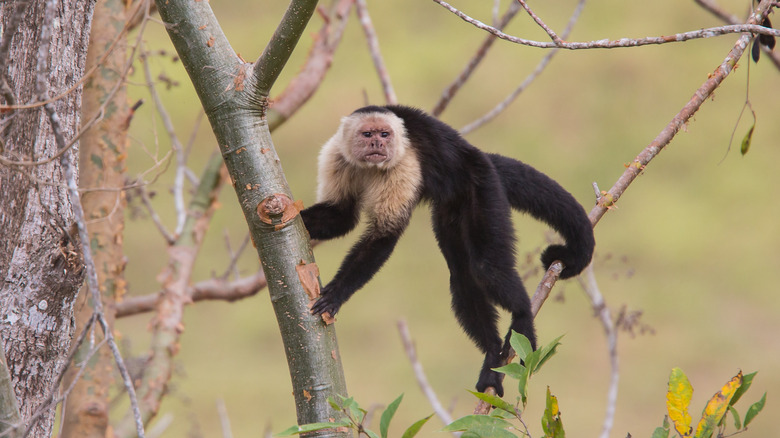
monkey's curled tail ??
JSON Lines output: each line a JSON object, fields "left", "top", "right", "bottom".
{"left": 488, "top": 154, "right": 595, "bottom": 279}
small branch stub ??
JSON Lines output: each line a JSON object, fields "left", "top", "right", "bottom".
{"left": 256, "top": 193, "right": 303, "bottom": 230}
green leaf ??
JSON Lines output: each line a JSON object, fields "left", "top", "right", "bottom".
{"left": 740, "top": 123, "right": 755, "bottom": 155}
{"left": 327, "top": 396, "right": 342, "bottom": 412}
{"left": 743, "top": 392, "right": 766, "bottom": 427}
{"left": 364, "top": 430, "right": 380, "bottom": 438}
{"left": 667, "top": 367, "right": 693, "bottom": 437}
{"left": 490, "top": 408, "right": 517, "bottom": 420}
{"left": 461, "top": 426, "right": 517, "bottom": 438}
{"left": 401, "top": 414, "right": 433, "bottom": 438}
{"left": 493, "top": 362, "right": 526, "bottom": 380}
{"left": 729, "top": 371, "right": 757, "bottom": 407}
{"left": 275, "top": 421, "right": 350, "bottom": 436}
{"left": 651, "top": 426, "right": 670, "bottom": 438}
{"left": 728, "top": 406, "right": 742, "bottom": 431}
{"left": 534, "top": 335, "right": 564, "bottom": 373}
{"left": 541, "top": 387, "right": 565, "bottom": 438}
{"left": 443, "top": 415, "right": 514, "bottom": 432}
{"left": 509, "top": 331, "right": 534, "bottom": 362}
{"left": 523, "top": 349, "right": 541, "bottom": 378}
{"left": 380, "top": 394, "right": 404, "bottom": 438}
{"left": 340, "top": 396, "right": 365, "bottom": 424}
{"left": 468, "top": 390, "right": 516, "bottom": 413}
{"left": 651, "top": 416, "right": 670, "bottom": 438}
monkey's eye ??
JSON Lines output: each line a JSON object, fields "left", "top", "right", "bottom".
{"left": 362, "top": 132, "right": 372, "bottom": 138}
{"left": 380, "top": 132, "right": 389, "bottom": 138}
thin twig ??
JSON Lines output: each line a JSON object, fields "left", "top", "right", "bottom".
{"left": 140, "top": 48, "right": 187, "bottom": 237}
{"left": 460, "top": 0, "right": 587, "bottom": 134}
{"left": 694, "top": 0, "right": 742, "bottom": 25}
{"left": 396, "top": 320, "right": 456, "bottom": 432}
{"left": 269, "top": 0, "right": 355, "bottom": 127}
{"left": 432, "top": 1, "right": 521, "bottom": 117}
{"left": 432, "top": 0, "right": 778, "bottom": 49}
{"left": 221, "top": 233, "right": 251, "bottom": 280}
{"left": 516, "top": 0, "right": 563, "bottom": 45}
{"left": 694, "top": 0, "right": 780, "bottom": 71}
{"left": 216, "top": 399, "right": 234, "bottom": 438}
{"left": 138, "top": 184, "right": 176, "bottom": 244}
{"left": 587, "top": 0, "right": 775, "bottom": 227}
{"left": 355, "top": 0, "right": 397, "bottom": 104}
{"left": 577, "top": 266, "right": 618, "bottom": 438}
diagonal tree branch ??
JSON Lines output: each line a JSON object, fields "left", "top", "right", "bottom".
{"left": 475, "top": 0, "right": 776, "bottom": 413}
{"left": 253, "top": 0, "right": 321, "bottom": 98}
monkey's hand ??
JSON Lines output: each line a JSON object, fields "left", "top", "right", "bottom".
{"left": 310, "top": 284, "right": 344, "bottom": 316}
{"left": 541, "top": 244, "right": 591, "bottom": 279}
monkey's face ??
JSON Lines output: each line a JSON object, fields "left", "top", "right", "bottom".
{"left": 343, "top": 116, "right": 403, "bottom": 169}
{"left": 354, "top": 122, "right": 395, "bottom": 165}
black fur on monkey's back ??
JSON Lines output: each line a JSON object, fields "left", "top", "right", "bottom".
{"left": 371, "top": 105, "right": 595, "bottom": 278}
{"left": 303, "top": 104, "right": 595, "bottom": 396}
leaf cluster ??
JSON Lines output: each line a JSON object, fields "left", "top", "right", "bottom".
{"left": 444, "top": 332, "right": 565, "bottom": 438}
{"left": 655, "top": 367, "right": 766, "bottom": 438}
{"left": 276, "top": 394, "right": 432, "bottom": 438}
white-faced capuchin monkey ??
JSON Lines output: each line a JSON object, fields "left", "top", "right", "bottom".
{"left": 300, "top": 105, "right": 595, "bottom": 396}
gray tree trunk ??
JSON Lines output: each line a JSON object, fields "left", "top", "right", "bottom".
{"left": 0, "top": 1, "right": 96, "bottom": 436}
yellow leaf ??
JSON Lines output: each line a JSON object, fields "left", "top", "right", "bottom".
{"left": 693, "top": 371, "right": 742, "bottom": 438}
{"left": 667, "top": 368, "right": 693, "bottom": 437}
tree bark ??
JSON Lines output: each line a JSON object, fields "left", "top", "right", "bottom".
{"left": 153, "top": 0, "right": 350, "bottom": 433}
{"left": 0, "top": 0, "right": 96, "bottom": 436}
{"left": 60, "top": 0, "right": 129, "bottom": 436}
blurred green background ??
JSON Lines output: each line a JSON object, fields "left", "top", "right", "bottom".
{"left": 117, "top": 0, "right": 779, "bottom": 436}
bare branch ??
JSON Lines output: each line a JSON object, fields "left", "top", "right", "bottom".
{"left": 220, "top": 232, "right": 251, "bottom": 280}
{"left": 268, "top": 0, "right": 356, "bottom": 129}
{"left": 116, "top": 271, "right": 267, "bottom": 318}
{"left": 432, "top": 1, "right": 521, "bottom": 117}
{"left": 253, "top": 0, "right": 319, "bottom": 98}
{"left": 576, "top": 266, "right": 618, "bottom": 438}
{"left": 355, "top": 0, "right": 398, "bottom": 104}
{"left": 137, "top": 185, "right": 176, "bottom": 244}
{"left": 432, "top": 0, "right": 778, "bottom": 50}
{"left": 694, "top": 0, "right": 741, "bottom": 25}
{"left": 475, "top": 0, "right": 776, "bottom": 409}
{"left": 396, "top": 320, "right": 455, "bottom": 431}
{"left": 516, "top": 0, "right": 564, "bottom": 45}
{"left": 694, "top": 0, "right": 780, "bottom": 70}
{"left": 140, "top": 49, "right": 188, "bottom": 237}
{"left": 216, "top": 399, "right": 234, "bottom": 438}
{"left": 460, "top": 0, "right": 586, "bottom": 134}
{"left": 587, "top": 0, "right": 775, "bottom": 227}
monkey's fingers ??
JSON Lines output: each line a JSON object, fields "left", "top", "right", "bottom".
{"left": 310, "top": 296, "right": 339, "bottom": 316}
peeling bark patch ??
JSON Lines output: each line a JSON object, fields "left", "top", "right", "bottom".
{"left": 295, "top": 261, "right": 320, "bottom": 300}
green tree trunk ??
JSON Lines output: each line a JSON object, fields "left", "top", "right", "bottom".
{"left": 153, "top": 0, "right": 349, "bottom": 433}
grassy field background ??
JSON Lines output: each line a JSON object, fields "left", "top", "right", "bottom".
{"left": 116, "top": 0, "right": 779, "bottom": 436}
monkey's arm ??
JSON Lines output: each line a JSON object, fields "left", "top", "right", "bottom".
{"left": 300, "top": 198, "right": 360, "bottom": 240}
{"left": 489, "top": 154, "right": 595, "bottom": 279}
{"left": 310, "top": 228, "right": 402, "bottom": 316}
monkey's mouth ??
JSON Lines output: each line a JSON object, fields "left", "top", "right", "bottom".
{"left": 363, "top": 152, "right": 388, "bottom": 163}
